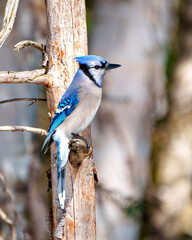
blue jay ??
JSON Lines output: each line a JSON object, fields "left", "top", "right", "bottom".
{"left": 42, "top": 55, "right": 120, "bottom": 209}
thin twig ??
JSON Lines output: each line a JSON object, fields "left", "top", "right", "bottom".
{"left": 14, "top": 40, "right": 45, "bottom": 52}
{"left": 0, "top": 0, "right": 20, "bottom": 48}
{"left": 0, "top": 98, "right": 46, "bottom": 106}
{"left": 0, "top": 126, "right": 47, "bottom": 136}
{"left": 0, "top": 69, "right": 52, "bottom": 86}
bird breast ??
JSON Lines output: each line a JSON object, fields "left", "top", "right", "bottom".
{"left": 58, "top": 84, "right": 102, "bottom": 137}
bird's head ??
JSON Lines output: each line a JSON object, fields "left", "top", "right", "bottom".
{"left": 74, "top": 55, "right": 121, "bottom": 87}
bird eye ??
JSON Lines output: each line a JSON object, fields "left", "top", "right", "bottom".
{"left": 94, "top": 65, "right": 100, "bottom": 70}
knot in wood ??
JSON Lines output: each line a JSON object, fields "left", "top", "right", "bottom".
{"left": 68, "top": 138, "right": 92, "bottom": 168}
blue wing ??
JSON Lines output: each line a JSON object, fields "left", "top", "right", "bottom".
{"left": 42, "top": 91, "right": 79, "bottom": 151}
{"left": 49, "top": 93, "right": 79, "bottom": 134}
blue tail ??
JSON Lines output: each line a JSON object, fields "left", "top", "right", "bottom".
{"left": 54, "top": 133, "right": 70, "bottom": 209}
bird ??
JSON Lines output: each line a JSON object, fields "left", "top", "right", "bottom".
{"left": 42, "top": 55, "right": 121, "bottom": 209}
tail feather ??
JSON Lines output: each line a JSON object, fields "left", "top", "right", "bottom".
{"left": 58, "top": 167, "right": 66, "bottom": 209}
{"left": 54, "top": 133, "right": 70, "bottom": 209}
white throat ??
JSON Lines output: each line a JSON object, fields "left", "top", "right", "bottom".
{"left": 88, "top": 68, "right": 105, "bottom": 87}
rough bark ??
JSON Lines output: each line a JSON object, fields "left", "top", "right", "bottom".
{"left": 45, "top": 0, "right": 96, "bottom": 239}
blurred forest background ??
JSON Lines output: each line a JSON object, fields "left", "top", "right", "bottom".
{"left": 0, "top": 0, "right": 192, "bottom": 239}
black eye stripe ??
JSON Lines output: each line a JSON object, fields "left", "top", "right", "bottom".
{"left": 79, "top": 62, "right": 107, "bottom": 70}
{"left": 79, "top": 64, "right": 100, "bottom": 87}
{"left": 91, "top": 62, "right": 106, "bottom": 69}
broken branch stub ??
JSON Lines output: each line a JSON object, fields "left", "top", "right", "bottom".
{"left": 0, "top": 69, "right": 52, "bottom": 87}
{"left": 14, "top": 40, "right": 48, "bottom": 67}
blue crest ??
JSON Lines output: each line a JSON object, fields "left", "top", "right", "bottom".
{"left": 74, "top": 55, "right": 107, "bottom": 65}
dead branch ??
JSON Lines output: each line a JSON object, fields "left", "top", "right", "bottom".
{"left": 14, "top": 40, "right": 48, "bottom": 67}
{"left": 0, "top": 69, "right": 52, "bottom": 86}
{"left": 0, "top": 171, "right": 25, "bottom": 240}
{"left": 0, "top": 172, "right": 14, "bottom": 203}
{"left": 0, "top": 126, "right": 47, "bottom": 136}
{"left": 0, "top": 98, "right": 46, "bottom": 105}
{"left": 0, "top": 208, "right": 16, "bottom": 240}
{"left": 0, "top": 0, "right": 20, "bottom": 48}
{"left": 0, "top": 208, "right": 14, "bottom": 225}
{"left": 14, "top": 40, "right": 45, "bottom": 52}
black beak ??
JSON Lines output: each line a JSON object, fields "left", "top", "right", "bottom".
{"left": 105, "top": 62, "right": 121, "bottom": 70}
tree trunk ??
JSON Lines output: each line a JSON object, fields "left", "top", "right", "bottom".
{"left": 45, "top": 0, "right": 96, "bottom": 239}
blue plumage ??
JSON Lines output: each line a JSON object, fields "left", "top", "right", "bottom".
{"left": 74, "top": 55, "right": 107, "bottom": 65}
{"left": 49, "top": 93, "right": 79, "bottom": 134}
{"left": 42, "top": 55, "right": 121, "bottom": 209}
{"left": 42, "top": 90, "right": 80, "bottom": 152}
